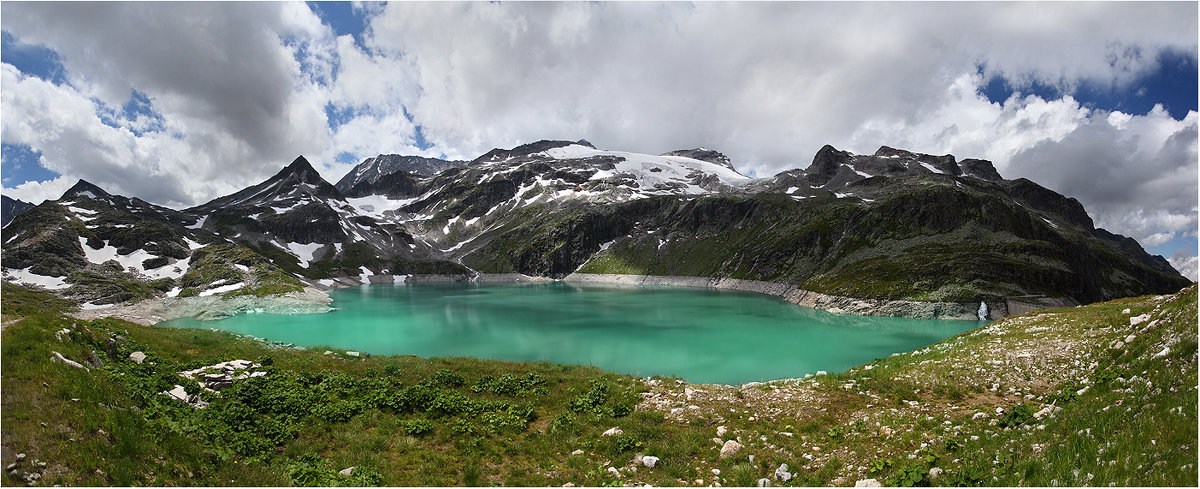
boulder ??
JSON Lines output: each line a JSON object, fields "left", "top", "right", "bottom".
{"left": 338, "top": 466, "right": 355, "bottom": 477}
{"left": 854, "top": 478, "right": 882, "bottom": 487}
{"left": 129, "top": 351, "right": 147, "bottom": 364}
{"left": 602, "top": 427, "right": 623, "bottom": 437}
{"left": 346, "top": 351, "right": 361, "bottom": 358}
{"left": 719, "top": 440, "right": 742, "bottom": 459}
{"left": 774, "top": 463, "right": 792, "bottom": 482}
{"left": 163, "top": 385, "right": 188, "bottom": 401}
{"left": 641, "top": 456, "right": 659, "bottom": 468}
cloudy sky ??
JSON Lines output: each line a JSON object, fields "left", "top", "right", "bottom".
{"left": 1, "top": 1, "right": 1196, "bottom": 277}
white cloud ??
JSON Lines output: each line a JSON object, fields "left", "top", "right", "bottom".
{"left": 2, "top": 175, "right": 77, "bottom": 205}
{"left": 1169, "top": 249, "right": 1199, "bottom": 281}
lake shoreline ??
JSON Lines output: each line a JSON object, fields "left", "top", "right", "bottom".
{"left": 78, "top": 271, "right": 1050, "bottom": 328}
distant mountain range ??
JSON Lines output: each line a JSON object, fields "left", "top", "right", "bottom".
{"left": 1, "top": 140, "right": 1190, "bottom": 310}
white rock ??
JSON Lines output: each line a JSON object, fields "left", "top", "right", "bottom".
{"left": 345, "top": 351, "right": 361, "bottom": 357}
{"left": 1034, "top": 406, "right": 1053, "bottom": 420}
{"left": 757, "top": 478, "right": 771, "bottom": 487}
{"left": 338, "top": 466, "right": 355, "bottom": 477}
{"left": 774, "top": 463, "right": 792, "bottom": 482}
{"left": 129, "top": 352, "right": 147, "bottom": 364}
{"left": 712, "top": 468, "right": 721, "bottom": 475}
{"left": 51, "top": 351, "right": 86, "bottom": 369}
{"left": 1125, "top": 334, "right": 1136, "bottom": 344}
{"left": 719, "top": 440, "right": 742, "bottom": 459}
{"left": 1153, "top": 346, "right": 1170, "bottom": 358}
{"left": 1122, "top": 308, "right": 1131, "bottom": 315}
{"left": 815, "top": 370, "right": 828, "bottom": 376}
{"left": 607, "top": 466, "right": 622, "bottom": 478}
{"left": 929, "top": 467, "right": 943, "bottom": 479}
{"left": 571, "top": 449, "right": 584, "bottom": 456}
{"left": 164, "top": 385, "right": 188, "bottom": 401}
{"left": 1130, "top": 313, "right": 1151, "bottom": 326}
{"left": 972, "top": 412, "right": 988, "bottom": 420}
{"left": 642, "top": 456, "right": 659, "bottom": 468}
{"left": 602, "top": 427, "right": 623, "bottom": 437}
{"left": 855, "top": 478, "right": 882, "bottom": 487}
{"left": 716, "top": 425, "right": 728, "bottom": 437}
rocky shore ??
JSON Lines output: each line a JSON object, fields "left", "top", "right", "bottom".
{"left": 562, "top": 273, "right": 1010, "bottom": 320}
{"left": 71, "top": 286, "right": 334, "bottom": 326}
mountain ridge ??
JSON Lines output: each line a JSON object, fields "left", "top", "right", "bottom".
{"left": 1, "top": 140, "right": 1189, "bottom": 317}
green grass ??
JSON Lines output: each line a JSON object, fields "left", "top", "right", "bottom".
{"left": 1, "top": 285, "right": 1195, "bottom": 486}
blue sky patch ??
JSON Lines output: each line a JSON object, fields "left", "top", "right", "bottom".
{"left": 1, "top": 143, "right": 59, "bottom": 187}
{"left": 1, "top": 30, "right": 68, "bottom": 85}
{"left": 307, "top": 1, "right": 372, "bottom": 48}
{"left": 980, "top": 49, "right": 1198, "bottom": 119}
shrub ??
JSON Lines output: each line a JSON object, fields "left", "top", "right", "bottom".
{"left": 428, "top": 391, "right": 474, "bottom": 417}
{"left": 569, "top": 381, "right": 609, "bottom": 413}
{"left": 432, "top": 369, "right": 465, "bottom": 388}
{"left": 399, "top": 419, "right": 435, "bottom": 437}
{"left": 997, "top": 404, "right": 1034, "bottom": 429}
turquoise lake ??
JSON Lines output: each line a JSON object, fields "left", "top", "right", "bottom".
{"left": 159, "top": 283, "right": 982, "bottom": 385}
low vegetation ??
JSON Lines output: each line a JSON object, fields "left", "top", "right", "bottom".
{"left": 1, "top": 284, "right": 1195, "bottom": 486}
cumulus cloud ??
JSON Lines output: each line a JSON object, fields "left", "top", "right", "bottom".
{"left": 0, "top": 1, "right": 1194, "bottom": 259}
{"left": 1169, "top": 249, "right": 1199, "bottom": 281}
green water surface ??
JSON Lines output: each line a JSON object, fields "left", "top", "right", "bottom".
{"left": 159, "top": 282, "right": 982, "bottom": 384}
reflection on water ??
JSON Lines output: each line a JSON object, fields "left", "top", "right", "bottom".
{"left": 159, "top": 282, "right": 982, "bottom": 385}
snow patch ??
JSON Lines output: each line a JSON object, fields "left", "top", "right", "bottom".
{"left": 919, "top": 163, "right": 945, "bottom": 174}
{"left": 3, "top": 267, "right": 70, "bottom": 290}
{"left": 199, "top": 282, "right": 245, "bottom": 297}
{"left": 286, "top": 242, "right": 324, "bottom": 268}
{"left": 187, "top": 215, "right": 208, "bottom": 230}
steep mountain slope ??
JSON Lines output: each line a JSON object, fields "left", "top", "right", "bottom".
{"left": 457, "top": 145, "right": 1189, "bottom": 305}
{"left": 1, "top": 195, "right": 34, "bottom": 228}
{"left": 184, "top": 156, "right": 466, "bottom": 280}
{"left": 335, "top": 154, "right": 467, "bottom": 194}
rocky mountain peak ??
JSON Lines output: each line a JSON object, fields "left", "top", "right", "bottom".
{"left": 473, "top": 140, "right": 588, "bottom": 163}
{"left": 662, "top": 148, "right": 737, "bottom": 173}
{"left": 60, "top": 179, "right": 115, "bottom": 201}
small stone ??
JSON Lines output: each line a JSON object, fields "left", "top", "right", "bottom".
{"left": 571, "top": 449, "right": 584, "bottom": 456}
{"left": 607, "top": 466, "right": 622, "bottom": 478}
{"left": 338, "top": 466, "right": 355, "bottom": 477}
{"left": 719, "top": 440, "right": 742, "bottom": 459}
{"left": 324, "top": 351, "right": 333, "bottom": 355}
{"left": 563, "top": 484, "right": 574, "bottom": 487}
{"left": 1124, "top": 334, "right": 1136, "bottom": 344}
{"left": 5, "top": 463, "right": 15, "bottom": 471}
{"left": 345, "top": 351, "right": 361, "bottom": 358}
{"left": 50, "top": 351, "right": 86, "bottom": 369}
{"left": 774, "top": 463, "right": 792, "bottom": 482}
{"left": 642, "top": 456, "right": 659, "bottom": 468}
{"left": 854, "top": 478, "right": 882, "bottom": 487}
{"left": 1122, "top": 308, "right": 1131, "bottom": 315}
{"left": 716, "top": 425, "right": 728, "bottom": 437}
{"left": 757, "top": 478, "right": 771, "bottom": 487}
{"left": 602, "top": 427, "right": 623, "bottom": 437}
{"left": 15, "top": 454, "right": 25, "bottom": 462}
{"left": 712, "top": 468, "right": 721, "bottom": 476}
{"left": 929, "top": 467, "right": 943, "bottom": 479}
{"left": 36, "top": 462, "right": 46, "bottom": 469}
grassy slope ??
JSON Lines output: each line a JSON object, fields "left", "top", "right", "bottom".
{"left": 1, "top": 285, "right": 1195, "bottom": 486}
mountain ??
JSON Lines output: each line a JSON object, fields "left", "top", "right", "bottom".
{"left": 184, "top": 156, "right": 466, "bottom": 280}
{"left": 1, "top": 141, "right": 1189, "bottom": 314}
{"left": 335, "top": 154, "right": 467, "bottom": 195}
{"left": 1, "top": 195, "right": 34, "bottom": 227}
{"left": 0, "top": 179, "right": 303, "bottom": 305}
